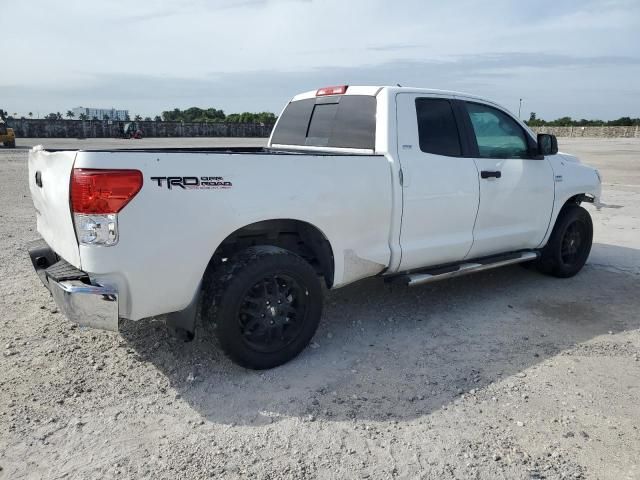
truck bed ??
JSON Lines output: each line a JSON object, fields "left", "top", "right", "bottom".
{"left": 29, "top": 147, "right": 394, "bottom": 320}
{"left": 38, "top": 146, "right": 372, "bottom": 156}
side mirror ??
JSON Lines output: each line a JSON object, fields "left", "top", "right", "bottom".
{"left": 537, "top": 133, "right": 558, "bottom": 156}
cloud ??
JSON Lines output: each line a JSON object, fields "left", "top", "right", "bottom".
{"left": 366, "top": 44, "right": 427, "bottom": 52}
{"left": 2, "top": 0, "right": 639, "bottom": 118}
{"left": 4, "top": 52, "right": 640, "bottom": 120}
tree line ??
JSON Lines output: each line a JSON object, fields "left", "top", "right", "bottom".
{"left": 160, "top": 107, "right": 277, "bottom": 124}
{"left": 526, "top": 112, "right": 640, "bottom": 127}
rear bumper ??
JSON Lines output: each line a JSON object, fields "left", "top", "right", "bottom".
{"left": 27, "top": 239, "right": 120, "bottom": 332}
{"left": 48, "top": 280, "right": 119, "bottom": 331}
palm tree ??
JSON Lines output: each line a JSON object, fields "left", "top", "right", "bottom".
{"left": 28, "top": 112, "right": 33, "bottom": 118}
{"left": 134, "top": 114, "right": 143, "bottom": 121}
{"left": 66, "top": 110, "right": 75, "bottom": 119}
{"left": 79, "top": 113, "right": 88, "bottom": 121}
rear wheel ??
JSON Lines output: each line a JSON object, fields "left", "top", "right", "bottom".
{"left": 535, "top": 205, "right": 593, "bottom": 278}
{"left": 5, "top": 140, "right": 16, "bottom": 148}
{"left": 204, "top": 246, "right": 323, "bottom": 369}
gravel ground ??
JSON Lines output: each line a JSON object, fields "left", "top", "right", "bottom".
{"left": 1, "top": 138, "right": 639, "bottom": 480}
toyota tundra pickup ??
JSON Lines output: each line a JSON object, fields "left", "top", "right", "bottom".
{"left": 27, "top": 85, "right": 601, "bottom": 369}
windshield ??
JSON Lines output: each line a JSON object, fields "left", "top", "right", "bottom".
{"left": 271, "top": 95, "right": 376, "bottom": 150}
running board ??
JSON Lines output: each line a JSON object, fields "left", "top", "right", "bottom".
{"left": 395, "top": 251, "right": 539, "bottom": 287}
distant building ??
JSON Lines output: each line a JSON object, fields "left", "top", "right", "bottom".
{"left": 72, "top": 107, "right": 129, "bottom": 121}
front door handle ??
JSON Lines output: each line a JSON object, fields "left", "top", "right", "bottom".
{"left": 481, "top": 170, "right": 501, "bottom": 179}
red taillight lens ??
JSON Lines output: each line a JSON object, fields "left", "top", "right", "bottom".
{"left": 316, "top": 85, "right": 348, "bottom": 96}
{"left": 71, "top": 169, "right": 143, "bottom": 214}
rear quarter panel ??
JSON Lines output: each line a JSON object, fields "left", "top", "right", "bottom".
{"left": 73, "top": 151, "right": 393, "bottom": 320}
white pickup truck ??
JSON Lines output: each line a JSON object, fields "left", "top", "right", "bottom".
{"left": 28, "top": 85, "right": 601, "bottom": 369}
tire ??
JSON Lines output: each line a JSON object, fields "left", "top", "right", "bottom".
{"left": 203, "top": 245, "right": 323, "bottom": 369}
{"left": 4, "top": 140, "right": 16, "bottom": 148}
{"left": 535, "top": 205, "right": 593, "bottom": 278}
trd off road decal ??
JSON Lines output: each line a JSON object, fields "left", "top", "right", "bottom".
{"left": 150, "top": 176, "right": 232, "bottom": 190}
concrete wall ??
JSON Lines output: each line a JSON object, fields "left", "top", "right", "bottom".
{"left": 6, "top": 119, "right": 274, "bottom": 138}
{"left": 6, "top": 119, "right": 640, "bottom": 139}
{"left": 531, "top": 126, "right": 640, "bottom": 138}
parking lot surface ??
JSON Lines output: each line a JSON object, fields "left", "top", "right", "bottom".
{"left": 0, "top": 138, "right": 638, "bottom": 479}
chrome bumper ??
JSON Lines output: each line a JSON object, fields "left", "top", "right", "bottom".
{"left": 49, "top": 280, "right": 119, "bottom": 331}
{"left": 27, "top": 239, "right": 120, "bottom": 332}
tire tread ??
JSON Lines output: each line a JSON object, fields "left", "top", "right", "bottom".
{"left": 203, "top": 246, "right": 322, "bottom": 369}
{"left": 535, "top": 204, "right": 593, "bottom": 278}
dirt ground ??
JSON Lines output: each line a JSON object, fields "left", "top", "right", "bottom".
{"left": 1, "top": 137, "right": 639, "bottom": 480}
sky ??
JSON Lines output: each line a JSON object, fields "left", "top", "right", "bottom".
{"left": 2, "top": 0, "right": 640, "bottom": 120}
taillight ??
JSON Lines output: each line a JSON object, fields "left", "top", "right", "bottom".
{"left": 71, "top": 169, "right": 143, "bottom": 214}
{"left": 316, "top": 85, "right": 348, "bottom": 96}
{"left": 70, "top": 169, "right": 142, "bottom": 246}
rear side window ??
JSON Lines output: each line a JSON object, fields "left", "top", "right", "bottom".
{"left": 271, "top": 95, "right": 376, "bottom": 150}
{"left": 415, "top": 98, "right": 462, "bottom": 157}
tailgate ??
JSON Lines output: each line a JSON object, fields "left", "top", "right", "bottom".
{"left": 28, "top": 148, "right": 81, "bottom": 267}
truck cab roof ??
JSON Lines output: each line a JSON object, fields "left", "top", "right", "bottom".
{"left": 271, "top": 85, "right": 526, "bottom": 154}
{"left": 291, "top": 85, "right": 490, "bottom": 104}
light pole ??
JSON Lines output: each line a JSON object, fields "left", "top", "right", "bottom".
{"left": 518, "top": 98, "right": 523, "bottom": 119}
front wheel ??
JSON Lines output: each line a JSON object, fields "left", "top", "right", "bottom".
{"left": 535, "top": 205, "right": 593, "bottom": 278}
{"left": 204, "top": 246, "right": 323, "bottom": 369}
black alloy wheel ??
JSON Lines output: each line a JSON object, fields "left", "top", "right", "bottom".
{"left": 205, "top": 245, "right": 323, "bottom": 369}
{"left": 238, "top": 274, "right": 308, "bottom": 353}
{"left": 560, "top": 221, "right": 588, "bottom": 267}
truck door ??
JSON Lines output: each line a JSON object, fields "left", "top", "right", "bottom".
{"left": 396, "top": 93, "right": 480, "bottom": 271}
{"left": 460, "top": 100, "right": 555, "bottom": 259}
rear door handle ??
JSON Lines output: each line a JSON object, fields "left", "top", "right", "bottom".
{"left": 481, "top": 170, "right": 501, "bottom": 179}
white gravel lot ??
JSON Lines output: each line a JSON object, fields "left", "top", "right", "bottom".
{"left": 0, "top": 137, "right": 639, "bottom": 480}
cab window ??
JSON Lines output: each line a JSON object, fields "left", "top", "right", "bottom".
{"left": 271, "top": 96, "right": 376, "bottom": 149}
{"left": 465, "top": 102, "right": 529, "bottom": 159}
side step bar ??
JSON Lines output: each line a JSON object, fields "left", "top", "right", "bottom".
{"left": 392, "top": 251, "right": 539, "bottom": 287}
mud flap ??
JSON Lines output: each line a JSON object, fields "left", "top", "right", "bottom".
{"left": 165, "top": 287, "right": 201, "bottom": 341}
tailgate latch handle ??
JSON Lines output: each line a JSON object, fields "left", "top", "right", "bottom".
{"left": 35, "top": 171, "right": 43, "bottom": 188}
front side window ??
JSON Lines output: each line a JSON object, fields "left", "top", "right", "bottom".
{"left": 415, "top": 98, "right": 462, "bottom": 157}
{"left": 466, "top": 102, "right": 529, "bottom": 159}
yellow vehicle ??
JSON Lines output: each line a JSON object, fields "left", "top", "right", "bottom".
{"left": 0, "top": 120, "right": 16, "bottom": 148}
